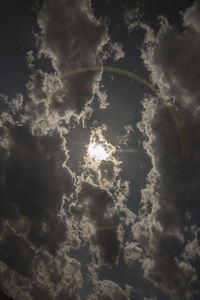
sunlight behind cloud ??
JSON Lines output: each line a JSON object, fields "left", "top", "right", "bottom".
{"left": 88, "top": 142, "right": 109, "bottom": 161}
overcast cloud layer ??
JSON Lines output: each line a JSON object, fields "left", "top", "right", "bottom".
{"left": 0, "top": 0, "right": 200, "bottom": 299}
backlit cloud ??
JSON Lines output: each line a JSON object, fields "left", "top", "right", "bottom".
{"left": 0, "top": 0, "right": 200, "bottom": 299}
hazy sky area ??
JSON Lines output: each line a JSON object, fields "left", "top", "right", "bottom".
{"left": 0, "top": 0, "right": 200, "bottom": 299}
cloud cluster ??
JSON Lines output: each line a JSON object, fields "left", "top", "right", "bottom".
{"left": 2, "top": 0, "right": 200, "bottom": 298}
{"left": 0, "top": 0, "right": 116, "bottom": 298}
{"left": 0, "top": 0, "right": 135, "bottom": 297}
{"left": 125, "top": 2, "right": 200, "bottom": 299}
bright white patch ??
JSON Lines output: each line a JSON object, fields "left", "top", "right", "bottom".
{"left": 88, "top": 143, "right": 109, "bottom": 161}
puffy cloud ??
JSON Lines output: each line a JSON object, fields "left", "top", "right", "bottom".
{"left": 23, "top": 0, "right": 110, "bottom": 135}
{"left": 26, "top": 50, "right": 35, "bottom": 69}
{"left": 70, "top": 182, "right": 121, "bottom": 264}
{"left": 183, "top": 1, "right": 200, "bottom": 35}
{"left": 124, "top": 6, "right": 143, "bottom": 32}
{"left": 0, "top": 0, "right": 131, "bottom": 299}
{"left": 32, "top": 0, "right": 108, "bottom": 118}
{"left": 0, "top": 121, "right": 83, "bottom": 298}
{"left": 88, "top": 279, "right": 129, "bottom": 300}
{"left": 144, "top": 230, "right": 196, "bottom": 299}
{"left": 9, "top": 93, "right": 23, "bottom": 114}
{"left": 183, "top": 226, "right": 200, "bottom": 261}
{"left": 37, "top": 0, "right": 107, "bottom": 75}
{"left": 0, "top": 124, "right": 73, "bottom": 232}
{"left": 0, "top": 93, "right": 8, "bottom": 102}
{"left": 124, "top": 241, "right": 143, "bottom": 264}
{"left": 102, "top": 41, "right": 125, "bottom": 61}
{"left": 141, "top": 15, "right": 200, "bottom": 109}
{"left": 126, "top": 1, "right": 200, "bottom": 299}
{"left": 112, "top": 42, "right": 125, "bottom": 61}
{"left": 99, "top": 160, "right": 115, "bottom": 181}
{"left": 0, "top": 249, "right": 82, "bottom": 300}
{"left": 116, "top": 124, "right": 134, "bottom": 146}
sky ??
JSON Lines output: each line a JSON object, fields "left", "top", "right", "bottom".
{"left": 0, "top": 0, "right": 200, "bottom": 299}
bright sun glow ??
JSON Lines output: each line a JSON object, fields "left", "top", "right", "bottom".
{"left": 88, "top": 143, "right": 109, "bottom": 161}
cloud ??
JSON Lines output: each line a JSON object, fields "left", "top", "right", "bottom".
{"left": 0, "top": 0, "right": 135, "bottom": 298}
{"left": 124, "top": 6, "right": 143, "bottom": 32}
{"left": 183, "top": 1, "right": 200, "bottom": 35}
{"left": 23, "top": 0, "right": 110, "bottom": 135}
{"left": 32, "top": 0, "right": 108, "bottom": 119}
{"left": 9, "top": 93, "right": 24, "bottom": 114}
{"left": 0, "top": 248, "right": 82, "bottom": 300}
{"left": 26, "top": 50, "right": 35, "bottom": 69}
{"left": 99, "top": 160, "right": 115, "bottom": 181}
{"left": 112, "top": 42, "right": 125, "bottom": 61}
{"left": 116, "top": 124, "right": 134, "bottom": 146}
{"left": 0, "top": 122, "right": 83, "bottom": 298}
{"left": 124, "top": 241, "right": 143, "bottom": 264}
{"left": 81, "top": 124, "right": 121, "bottom": 189}
{"left": 182, "top": 226, "right": 200, "bottom": 261}
{"left": 141, "top": 14, "right": 200, "bottom": 109}
{"left": 2, "top": 0, "right": 200, "bottom": 298}
{"left": 88, "top": 279, "right": 129, "bottom": 300}
{"left": 125, "top": 1, "right": 200, "bottom": 298}
{"left": 70, "top": 182, "right": 121, "bottom": 264}
{"left": 102, "top": 41, "right": 125, "bottom": 61}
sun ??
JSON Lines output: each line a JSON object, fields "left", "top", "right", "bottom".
{"left": 88, "top": 142, "right": 109, "bottom": 161}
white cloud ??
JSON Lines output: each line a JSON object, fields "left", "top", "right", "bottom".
{"left": 124, "top": 6, "right": 143, "bottom": 32}
{"left": 102, "top": 41, "right": 125, "bottom": 61}
{"left": 116, "top": 124, "right": 134, "bottom": 146}
{"left": 26, "top": 50, "right": 35, "bottom": 69}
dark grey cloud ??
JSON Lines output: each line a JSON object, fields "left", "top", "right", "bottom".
{"left": 0, "top": 0, "right": 114, "bottom": 298}
{"left": 102, "top": 41, "right": 125, "bottom": 61}
{"left": 183, "top": 226, "right": 200, "bottom": 261}
{"left": 88, "top": 279, "right": 129, "bottom": 300}
{"left": 0, "top": 228, "right": 35, "bottom": 278}
{"left": 183, "top": 1, "right": 200, "bottom": 35}
{"left": 37, "top": 0, "right": 107, "bottom": 75}
{"left": 0, "top": 287, "right": 14, "bottom": 300}
{"left": 0, "top": 122, "right": 83, "bottom": 298}
{"left": 126, "top": 1, "right": 200, "bottom": 299}
{"left": 32, "top": 0, "right": 108, "bottom": 117}
{"left": 147, "top": 229, "right": 196, "bottom": 299}
{"left": 99, "top": 160, "right": 115, "bottom": 181}
{"left": 71, "top": 182, "right": 121, "bottom": 264}
{"left": 1, "top": 124, "right": 74, "bottom": 252}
